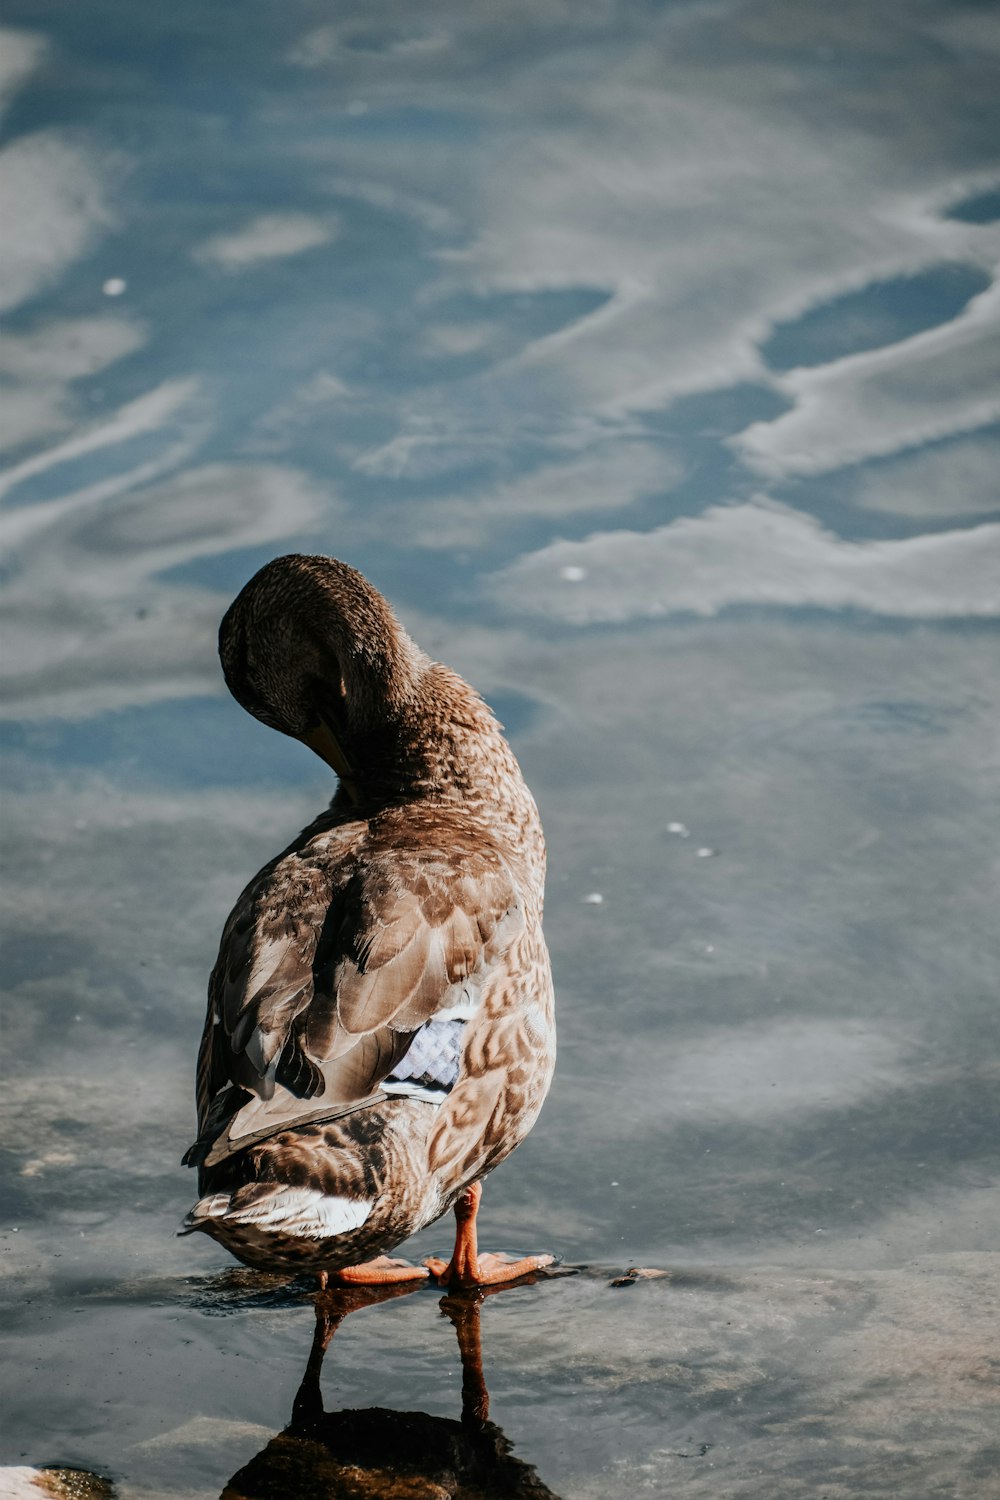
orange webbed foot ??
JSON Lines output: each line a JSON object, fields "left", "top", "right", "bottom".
{"left": 330, "top": 1255, "right": 430, "bottom": 1285}
{"left": 424, "top": 1249, "right": 554, "bottom": 1288}
{"left": 424, "top": 1180, "right": 553, "bottom": 1290}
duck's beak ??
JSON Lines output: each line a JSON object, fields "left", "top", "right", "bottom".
{"left": 301, "top": 720, "right": 361, "bottom": 804}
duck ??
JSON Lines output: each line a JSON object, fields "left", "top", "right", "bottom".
{"left": 181, "top": 553, "right": 555, "bottom": 1288}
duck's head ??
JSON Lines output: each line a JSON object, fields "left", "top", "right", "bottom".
{"left": 218, "top": 554, "right": 426, "bottom": 796}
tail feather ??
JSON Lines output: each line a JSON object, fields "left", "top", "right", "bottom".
{"left": 179, "top": 1185, "right": 373, "bottom": 1241}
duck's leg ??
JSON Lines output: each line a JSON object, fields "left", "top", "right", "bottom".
{"left": 424, "top": 1181, "right": 553, "bottom": 1288}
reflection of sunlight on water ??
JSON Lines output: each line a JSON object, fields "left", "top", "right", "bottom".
{"left": 486, "top": 498, "right": 1000, "bottom": 623}
{"left": 2, "top": 0, "right": 999, "bottom": 1493}
{"left": 0, "top": 461, "right": 331, "bottom": 718}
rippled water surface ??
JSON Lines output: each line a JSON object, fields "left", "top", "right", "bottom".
{"left": 2, "top": 3, "right": 999, "bottom": 1496}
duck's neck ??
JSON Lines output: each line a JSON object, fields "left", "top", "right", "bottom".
{"left": 338, "top": 663, "right": 546, "bottom": 892}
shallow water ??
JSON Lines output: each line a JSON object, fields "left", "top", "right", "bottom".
{"left": 1, "top": 2, "right": 999, "bottom": 1496}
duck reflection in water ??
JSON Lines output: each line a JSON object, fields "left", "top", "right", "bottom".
{"left": 220, "top": 1278, "right": 561, "bottom": 1500}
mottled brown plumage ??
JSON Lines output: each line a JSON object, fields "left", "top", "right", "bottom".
{"left": 182, "top": 555, "right": 555, "bottom": 1280}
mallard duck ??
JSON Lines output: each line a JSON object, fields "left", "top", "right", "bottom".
{"left": 181, "top": 554, "right": 555, "bottom": 1287}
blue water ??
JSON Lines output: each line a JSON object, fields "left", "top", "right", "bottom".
{"left": 1, "top": 2, "right": 999, "bottom": 1496}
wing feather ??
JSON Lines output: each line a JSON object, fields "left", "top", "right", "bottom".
{"left": 187, "top": 811, "right": 525, "bottom": 1167}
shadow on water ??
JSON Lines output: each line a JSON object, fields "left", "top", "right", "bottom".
{"left": 221, "top": 1280, "right": 562, "bottom": 1500}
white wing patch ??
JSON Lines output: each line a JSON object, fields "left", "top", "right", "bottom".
{"left": 384, "top": 1016, "right": 464, "bottom": 1103}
